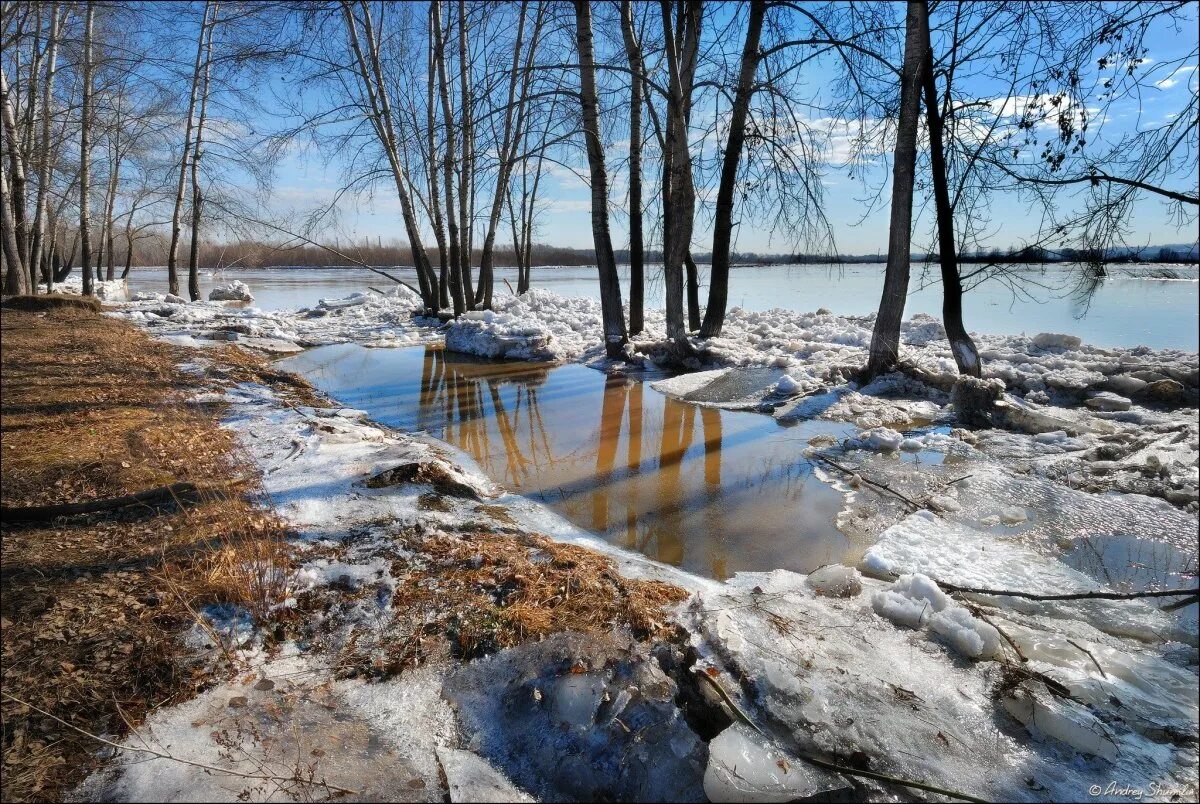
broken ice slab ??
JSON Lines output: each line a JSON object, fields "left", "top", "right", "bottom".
{"left": 703, "top": 723, "right": 850, "bottom": 803}
{"left": 653, "top": 366, "right": 799, "bottom": 410}
{"left": 860, "top": 511, "right": 1189, "bottom": 644}
{"left": 443, "top": 632, "right": 707, "bottom": 802}
{"left": 436, "top": 747, "right": 533, "bottom": 803}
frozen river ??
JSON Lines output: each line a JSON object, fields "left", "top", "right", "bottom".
{"left": 123, "top": 261, "right": 1200, "bottom": 350}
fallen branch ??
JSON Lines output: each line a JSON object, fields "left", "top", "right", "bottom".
{"left": 1066, "top": 639, "right": 1108, "bottom": 679}
{"left": 0, "top": 481, "right": 223, "bottom": 521}
{"left": 936, "top": 580, "right": 1199, "bottom": 602}
{"left": 1162, "top": 594, "right": 1199, "bottom": 612}
{"left": 1, "top": 692, "right": 359, "bottom": 796}
{"left": 813, "top": 454, "right": 932, "bottom": 514}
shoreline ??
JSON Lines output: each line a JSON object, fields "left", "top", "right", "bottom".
{"left": 7, "top": 289, "right": 1197, "bottom": 802}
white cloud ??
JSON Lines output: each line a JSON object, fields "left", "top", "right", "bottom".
{"left": 1155, "top": 65, "right": 1198, "bottom": 89}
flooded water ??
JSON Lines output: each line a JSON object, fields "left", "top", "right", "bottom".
{"left": 125, "top": 261, "right": 1199, "bottom": 350}
{"left": 281, "top": 343, "right": 874, "bottom": 579}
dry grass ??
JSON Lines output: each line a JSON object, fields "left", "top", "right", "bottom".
{"left": 318, "top": 527, "right": 689, "bottom": 677}
{"left": 0, "top": 305, "right": 291, "bottom": 801}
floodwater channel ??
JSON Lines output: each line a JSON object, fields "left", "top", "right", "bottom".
{"left": 280, "top": 343, "right": 924, "bottom": 580}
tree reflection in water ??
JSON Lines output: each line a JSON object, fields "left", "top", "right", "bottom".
{"left": 296, "top": 343, "right": 849, "bottom": 580}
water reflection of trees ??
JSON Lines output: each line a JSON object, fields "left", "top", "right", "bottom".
{"left": 418, "top": 346, "right": 561, "bottom": 487}
{"left": 417, "top": 347, "right": 738, "bottom": 574}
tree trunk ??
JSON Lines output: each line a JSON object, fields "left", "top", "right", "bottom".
{"left": 166, "top": 1, "right": 210, "bottom": 296}
{"left": 1, "top": 160, "right": 23, "bottom": 289}
{"left": 685, "top": 252, "right": 701, "bottom": 331}
{"left": 700, "top": 0, "right": 765, "bottom": 337}
{"left": 188, "top": 4, "right": 216, "bottom": 302}
{"left": 432, "top": 1, "right": 465, "bottom": 316}
{"left": 1, "top": 67, "right": 30, "bottom": 294}
{"left": 919, "top": 4, "right": 980, "bottom": 377}
{"left": 458, "top": 0, "right": 475, "bottom": 309}
{"left": 122, "top": 224, "right": 134, "bottom": 279}
{"left": 573, "top": 0, "right": 628, "bottom": 359}
{"left": 659, "top": 0, "right": 702, "bottom": 346}
{"left": 79, "top": 3, "right": 95, "bottom": 297}
{"left": 619, "top": 0, "right": 645, "bottom": 335}
{"left": 475, "top": 1, "right": 530, "bottom": 312}
{"left": 865, "top": 0, "right": 925, "bottom": 379}
{"left": 103, "top": 131, "right": 121, "bottom": 282}
{"left": 426, "top": 5, "right": 450, "bottom": 310}
{"left": 29, "top": 4, "right": 61, "bottom": 297}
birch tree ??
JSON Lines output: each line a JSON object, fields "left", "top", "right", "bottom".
{"left": 572, "top": 0, "right": 627, "bottom": 359}
{"left": 78, "top": 0, "right": 95, "bottom": 296}
{"left": 619, "top": 0, "right": 646, "bottom": 335}
{"left": 165, "top": 1, "right": 211, "bottom": 297}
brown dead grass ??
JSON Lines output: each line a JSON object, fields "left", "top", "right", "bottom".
{"left": 319, "top": 527, "right": 689, "bottom": 677}
{"left": 0, "top": 306, "right": 291, "bottom": 801}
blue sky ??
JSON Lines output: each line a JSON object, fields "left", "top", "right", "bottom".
{"left": 250, "top": 1, "right": 1198, "bottom": 256}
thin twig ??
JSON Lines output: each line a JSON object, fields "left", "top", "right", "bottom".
{"left": 813, "top": 454, "right": 931, "bottom": 513}
{"left": 0, "top": 692, "right": 359, "bottom": 796}
{"left": 1066, "top": 639, "right": 1108, "bottom": 679}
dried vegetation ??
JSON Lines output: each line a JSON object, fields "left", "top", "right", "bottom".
{"left": 0, "top": 306, "right": 291, "bottom": 801}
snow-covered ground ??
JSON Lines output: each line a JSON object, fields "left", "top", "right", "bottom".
{"left": 78, "top": 281, "right": 1200, "bottom": 801}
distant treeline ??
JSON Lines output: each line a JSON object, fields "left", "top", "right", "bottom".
{"left": 107, "top": 234, "right": 1197, "bottom": 271}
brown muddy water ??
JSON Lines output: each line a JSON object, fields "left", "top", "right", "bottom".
{"left": 282, "top": 344, "right": 917, "bottom": 579}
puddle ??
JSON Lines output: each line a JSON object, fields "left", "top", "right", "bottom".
{"left": 281, "top": 344, "right": 860, "bottom": 579}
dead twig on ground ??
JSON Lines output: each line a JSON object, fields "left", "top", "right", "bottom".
{"left": 1, "top": 692, "right": 358, "bottom": 797}
{"left": 812, "top": 454, "right": 932, "bottom": 513}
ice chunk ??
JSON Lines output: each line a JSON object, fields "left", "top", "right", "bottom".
{"left": 437, "top": 747, "right": 533, "bottom": 803}
{"left": 999, "top": 506, "right": 1028, "bottom": 525}
{"left": 1002, "top": 682, "right": 1119, "bottom": 761}
{"left": 1031, "top": 332, "right": 1083, "bottom": 350}
{"left": 806, "top": 565, "right": 863, "bottom": 598}
{"left": 1085, "top": 392, "right": 1132, "bottom": 412}
{"left": 208, "top": 280, "right": 253, "bottom": 301}
{"left": 703, "top": 724, "right": 848, "bottom": 803}
{"left": 858, "top": 427, "right": 904, "bottom": 451}
{"left": 872, "top": 573, "right": 950, "bottom": 628}
{"left": 927, "top": 606, "right": 1001, "bottom": 659}
{"left": 774, "top": 374, "right": 802, "bottom": 395}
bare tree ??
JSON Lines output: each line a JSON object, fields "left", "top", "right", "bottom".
{"left": 917, "top": 0, "right": 979, "bottom": 376}
{"left": 865, "top": 0, "right": 926, "bottom": 379}
{"left": 659, "top": 0, "right": 703, "bottom": 347}
{"left": 699, "top": 0, "right": 765, "bottom": 337}
{"left": 78, "top": 0, "right": 95, "bottom": 296}
{"left": 432, "top": 0, "right": 466, "bottom": 315}
{"left": 619, "top": 0, "right": 646, "bottom": 335}
{"left": 164, "top": 1, "right": 211, "bottom": 297}
{"left": 186, "top": 2, "right": 216, "bottom": 301}
{"left": 572, "top": 0, "right": 627, "bottom": 359}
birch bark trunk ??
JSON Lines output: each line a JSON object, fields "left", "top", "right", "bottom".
{"left": 572, "top": 0, "right": 628, "bottom": 359}
{"left": 166, "top": 1, "right": 211, "bottom": 296}
{"left": 79, "top": 2, "right": 95, "bottom": 296}
{"left": 619, "top": 0, "right": 645, "bottom": 335}
{"left": 187, "top": 2, "right": 216, "bottom": 301}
